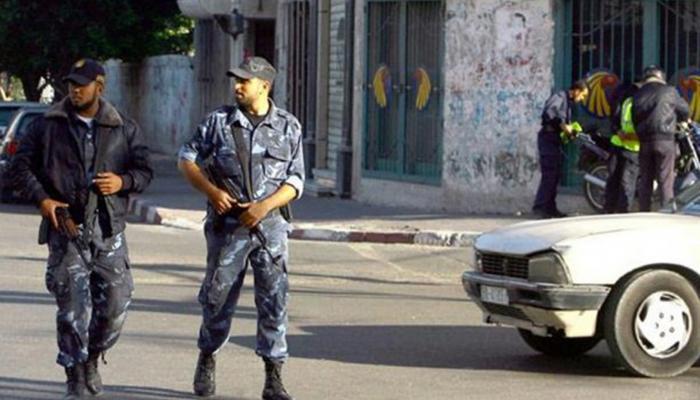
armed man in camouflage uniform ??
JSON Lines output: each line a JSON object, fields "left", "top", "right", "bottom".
{"left": 10, "top": 59, "right": 152, "bottom": 399}
{"left": 178, "top": 56, "right": 304, "bottom": 400}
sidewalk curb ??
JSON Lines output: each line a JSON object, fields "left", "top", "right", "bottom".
{"left": 128, "top": 196, "right": 161, "bottom": 225}
{"left": 289, "top": 228, "right": 479, "bottom": 247}
{"left": 127, "top": 196, "right": 481, "bottom": 247}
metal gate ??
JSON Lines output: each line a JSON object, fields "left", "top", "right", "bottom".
{"left": 659, "top": 0, "right": 700, "bottom": 75}
{"left": 364, "top": 0, "right": 443, "bottom": 184}
{"left": 558, "top": 0, "right": 700, "bottom": 185}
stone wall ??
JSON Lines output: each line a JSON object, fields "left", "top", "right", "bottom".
{"left": 326, "top": 0, "right": 347, "bottom": 175}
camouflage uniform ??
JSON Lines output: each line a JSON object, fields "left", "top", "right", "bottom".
{"left": 46, "top": 222, "right": 133, "bottom": 367}
{"left": 11, "top": 97, "right": 152, "bottom": 369}
{"left": 179, "top": 101, "right": 304, "bottom": 361}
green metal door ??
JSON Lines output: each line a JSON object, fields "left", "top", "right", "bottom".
{"left": 364, "top": 0, "right": 443, "bottom": 184}
{"left": 556, "top": 0, "right": 700, "bottom": 186}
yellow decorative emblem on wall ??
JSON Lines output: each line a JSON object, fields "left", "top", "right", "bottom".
{"left": 679, "top": 72, "right": 700, "bottom": 121}
{"left": 372, "top": 65, "right": 391, "bottom": 108}
{"left": 414, "top": 67, "right": 431, "bottom": 111}
{"left": 584, "top": 70, "right": 619, "bottom": 118}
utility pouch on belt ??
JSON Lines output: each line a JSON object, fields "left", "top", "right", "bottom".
{"left": 38, "top": 218, "right": 49, "bottom": 245}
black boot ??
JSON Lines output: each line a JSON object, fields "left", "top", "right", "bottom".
{"left": 63, "top": 364, "right": 86, "bottom": 399}
{"left": 84, "top": 352, "right": 104, "bottom": 396}
{"left": 193, "top": 352, "right": 216, "bottom": 397}
{"left": 262, "top": 359, "right": 293, "bottom": 400}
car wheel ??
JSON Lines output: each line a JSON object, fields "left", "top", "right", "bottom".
{"left": 583, "top": 162, "right": 608, "bottom": 214}
{"left": 517, "top": 329, "right": 601, "bottom": 357}
{"left": 603, "top": 269, "right": 700, "bottom": 377}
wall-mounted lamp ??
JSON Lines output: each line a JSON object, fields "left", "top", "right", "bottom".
{"left": 214, "top": 8, "right": 245, "bottom": 40}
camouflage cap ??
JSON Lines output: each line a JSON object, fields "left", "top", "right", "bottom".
{"left": 227, "top": 56, "right": 276, "bottom": 83}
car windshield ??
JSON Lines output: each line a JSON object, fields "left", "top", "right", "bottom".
{"left": 14, "top": 113, "right": 41, "bottom": 140}
{"left": 0, "top": 108, "right": 18, "bottom": 127}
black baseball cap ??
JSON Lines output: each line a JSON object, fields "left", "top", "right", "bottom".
{"left": 63, "top": 58, "right": 106, "bottom": 86}
{"left": 226, "top": 57, "right": 276, "bottom": 83}
{"left": 642, "top": 65, "right": 666, "bottom": 82}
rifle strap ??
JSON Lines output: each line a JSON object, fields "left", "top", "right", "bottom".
{"left": 229, "top": 123, "right": 254, "bottom": 202}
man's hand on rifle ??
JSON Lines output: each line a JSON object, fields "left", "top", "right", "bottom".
{"left": 208, "top": 188, "right": 237, "bottom": 215}
{"left": 93, "top": 172, "right": 123, "bottom": 195}
{"left": 39, "top": 198, "right": 69, "bottom": 230}
{"left": 238, "top": 201, "right": 271, "bottom": 228}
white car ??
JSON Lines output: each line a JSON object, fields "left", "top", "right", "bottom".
{"left": 462, "top": 184, "right": 700, "bottom": 378}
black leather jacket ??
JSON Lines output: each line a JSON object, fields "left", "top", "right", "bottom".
{"left": 10, "top": 97, "right": 152, "bottom": 235}
{"left": 631, "top": 80, "right": 690, "bottom": 142}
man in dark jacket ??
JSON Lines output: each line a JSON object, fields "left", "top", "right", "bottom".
{"left": 10, "top": 59, "right": 152, "bottom": 399}
{"left": 632, "top": 65, "right": 690, "bottom": 211}
{"left": 532, "top": 80, "right": 588, "bottom": 218}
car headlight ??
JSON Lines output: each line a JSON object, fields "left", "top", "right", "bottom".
{"left": 473, "top": 252, "right": 482, "bottom": 271}
{"left": 528, "top": 253, "right": 570, "bottom": 284}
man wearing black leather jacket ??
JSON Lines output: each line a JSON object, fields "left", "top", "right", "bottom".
{"left": 632, "top": 66, "right": 690, "bottom": 211}
{"left": 9, "top": 59, "right": 152, "bottom": 399}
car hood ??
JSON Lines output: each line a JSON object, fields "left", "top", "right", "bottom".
{"left": 475, "top": 212, "right": 700, "bottom": 256}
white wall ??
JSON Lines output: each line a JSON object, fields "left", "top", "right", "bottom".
{"left": 104, "top": 55, "right": 196, "bottom": 156}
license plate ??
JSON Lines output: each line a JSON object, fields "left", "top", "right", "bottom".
{"left": 481, "top": 285, "right": 509, "bottom": 305}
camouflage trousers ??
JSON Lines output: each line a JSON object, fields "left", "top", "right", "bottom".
{"left": 198, "top": 215, "right": 290, "bottom": 361}
{"left": 45, "top": 226, "right": 133, "bottom": 367}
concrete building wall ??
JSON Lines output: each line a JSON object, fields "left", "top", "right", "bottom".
{"left": 104, "top": 55, "right": 195, "bottom": 156}
{"left": 357, "top": 0, "right": 556, "bottom": 213}
{"left": 326, "top": 0, "right": 347, "bottom": 176}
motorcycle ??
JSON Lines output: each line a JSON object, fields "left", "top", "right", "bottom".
{"left": 577, "top": 122, "right": 700, "bottom": 213}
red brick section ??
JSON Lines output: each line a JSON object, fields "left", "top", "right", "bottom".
{"left": 363, "top": 232, "right": 415, "bottom": 244}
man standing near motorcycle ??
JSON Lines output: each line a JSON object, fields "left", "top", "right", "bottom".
{"left": 632, "top": 66, "right": 690, "bottom": 211}
{"left": 604, "top": 82, "right": 641, "bottom": 213}
{"left": 532, "top": 80, "right": 589, "bottom": 218}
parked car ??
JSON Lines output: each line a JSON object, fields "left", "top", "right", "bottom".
{"left": 0, "top": 102, "right": 43, "bottom": 139}
{"left": 462, "top": 185, "right": 700, "bottom": 378}
{"left": 0, "top": 104, "right": 47, "bottom": 202}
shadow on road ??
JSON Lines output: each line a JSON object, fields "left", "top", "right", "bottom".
{"left": 230, "top": 324, "right": 651, "bottom": 377}
{"left": 0, "top": 290, "right": 257, "bottom": 319}
{"left": 0, "top": 376, "right": 219, "bottom": 400}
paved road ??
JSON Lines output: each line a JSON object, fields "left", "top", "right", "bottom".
{"left": 0, "top": 203, "right": 698, "bottom": 399}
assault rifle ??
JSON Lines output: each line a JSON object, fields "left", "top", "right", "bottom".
{"left": 205, "top": 164, "right": 270, "bottom": 248}
{"left": 37, "top": 207, "right": 92, "bottom": 267}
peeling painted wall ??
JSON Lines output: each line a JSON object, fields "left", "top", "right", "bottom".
{"left": 358, "top": 0, "right": 556, "bottom": 213}
{"left": 442, "top": 0, "right": 554, "bottom": 212}
{"left": 104, "top": 56, "right": 195, "bottom": 156}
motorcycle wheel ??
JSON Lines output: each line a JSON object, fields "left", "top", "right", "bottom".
{"left": 583, "top": 162, "right": 608, "bottom": 214}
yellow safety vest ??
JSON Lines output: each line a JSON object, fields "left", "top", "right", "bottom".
{"left": 610, "top": 97, "right": 640, "bottom": 152}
